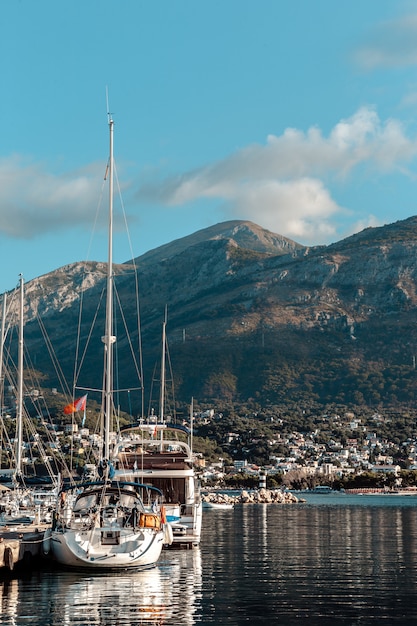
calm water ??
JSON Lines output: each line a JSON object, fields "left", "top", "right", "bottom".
{"left": 2, "top": 494, "right": 417, "bottom": 625}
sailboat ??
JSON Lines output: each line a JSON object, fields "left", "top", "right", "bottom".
{"left": 0, "top": 276, "right": 59, "bottom": 527}
{"left": 0, "top": 278, "right": 35, "bottom": 525}
{"left": 111, "top": 313, "right": 203, "bottom": 548}
{"left": 49, "top": 114, "right": 169, "bottom": 569}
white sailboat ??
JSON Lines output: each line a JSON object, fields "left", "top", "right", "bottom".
{"left": 0, "top": 279, "right": 34, "bottom": 525}
{"left": 49, "top": 114, "right": 168, "bottom": 569}
{"left": 111, "top": 315, "right": 202, "bottom": 548}
{"left": 0, "top": 276, "right": 58, "bottom": 527}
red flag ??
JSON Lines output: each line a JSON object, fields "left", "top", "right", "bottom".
{"left": 64, "top": 394, "right": 87, "bottom": 415}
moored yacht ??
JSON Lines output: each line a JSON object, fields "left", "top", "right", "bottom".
{"left": 112, "top": 421, "right": 202, "bottom": 548}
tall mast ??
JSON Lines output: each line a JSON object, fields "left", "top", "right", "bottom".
{"left": 159, "top": 306, "right": 167, "bottom": 425}
{"left": 103, "top": 116, "right": 115, "bottom": 461}
{"left": 0, "top": 292, "right": 6, "bottom": 420}
{"left": 190, "top": 397, "right": 194, "bottom": 459}
{"left": 16, "top": 274, "right": 24, "bottom": 477}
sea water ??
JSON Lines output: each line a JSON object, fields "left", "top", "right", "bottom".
{"left": 1, "top": 494, "right": 417, "bottom": 625}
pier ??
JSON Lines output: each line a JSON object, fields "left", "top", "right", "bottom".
{"left": 0, "top": 524, "right": 49, "bottom": 573}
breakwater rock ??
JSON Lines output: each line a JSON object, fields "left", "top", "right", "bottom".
{"left": 203, "top": 488, "right": 299, "bottom": 505}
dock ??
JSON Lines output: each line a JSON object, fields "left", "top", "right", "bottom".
{"left": 0, "top": 524, "right": 49, "bottom": 573}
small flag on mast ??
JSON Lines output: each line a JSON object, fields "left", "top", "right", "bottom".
{"left": 63, "top": 394, "right": 88, "bottom": 415}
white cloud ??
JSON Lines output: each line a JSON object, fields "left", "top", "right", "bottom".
{"left": 355, "top": 12, "right": 417, "bottom": 69}
{"left": 0, "top": 157, "right": 105, "bottom": 238}
{"left": 136, "top": 107, "right": 417, "bottom": 244}
{"left": 224, "top": 178, "right": 342, "bottom": 242}
{"left": 1, "top": 107, "right": 416, "bottom": 246}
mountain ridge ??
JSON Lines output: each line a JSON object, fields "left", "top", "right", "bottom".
{"left": 4, "top": 216, "right": 417, "bottom": 412}
{"left": 131, "top": 220, "right": 304, "bottom": 268}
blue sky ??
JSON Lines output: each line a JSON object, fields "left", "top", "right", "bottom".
{"left": 2, "top": 1, "right": 417, "bottom": 293}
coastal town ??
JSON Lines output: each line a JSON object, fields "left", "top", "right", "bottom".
{"left": 192, "top": 408, "right": 417, "bottom": 490}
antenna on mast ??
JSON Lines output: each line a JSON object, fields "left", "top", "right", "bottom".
{"left": 106, "top": 86, "right": 112, "bottom": 123}
{"left": 104, "top": 87, "right": 112, "bottom": 180}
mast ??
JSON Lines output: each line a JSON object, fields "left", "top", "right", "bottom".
{"left": 158, "top": 307, "right": 168, "bottom": 451}
{"left": 16, "top": 274, "right": 24, "bottom": 477}
{"left": 190, "top": 397, "right": 194, "bottom": 459}
{"left": 0, "top": 292, "right": 6, "bottom": 419}
{"left": 0, "top": 293, "right": 6, "bottom": 473}
{"left": 159, "top": 307, "right": 167, "bottom": 425}
{"left": 102, "top": 115, "right": 115, "bottom": 461}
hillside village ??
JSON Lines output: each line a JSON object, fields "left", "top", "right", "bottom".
{"left": 194, "top": 408, "right": 417, "bottom": 489}
{"left": 3, "top": 388, "right": 416, "bottom": 491}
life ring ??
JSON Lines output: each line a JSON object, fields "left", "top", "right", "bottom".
{"left": 4, "top": 546, "right": 14, "bottom": 571}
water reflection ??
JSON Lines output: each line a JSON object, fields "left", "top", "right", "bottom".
{"left": 57, "top": 568, "right": 167, "bottom": 625}
{"left": 0, "top": 549, "right": 202, "bottom": 626}
{"left": 2, "top": 500, "right": 417, "bottom": 625}
{"left": 1, "top": 578, "right": 19, "bottom": 626}
{"left": 200, "top": 502, "right": 417, "bottom": 624}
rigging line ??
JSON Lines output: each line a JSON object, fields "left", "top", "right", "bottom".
{"left": 163, "top": 335, "right": 177, "bottom": 422}
{"left": 113, "top": 286, "right": 143, "bottom": 384}
{"left": 74, "top": 285, "right": 106, "bottom": 385}
{"left": 113, "top": 160, "right": 136, "bottom": 265}
{"left": 22, "top": 363, "right": 61, "bottom": 442}
{"left": 1, "top": 351, "right": 17, "bottom": 393}
{"left": 22, "top": 414, "right": 63, "bottom": 485}
{"left": 62, "top": 175, "right": 107, "bottom": 394}
{"left": 1, "top": 281, "right": 19, "bottom": 316}
{"left": 72, "top": 267, "right": 87, "bottom": 397}
{"left": 84, "top": 175, "right": 107, "bottom": 268}
{"left": 147, "top": 360, "right": 159, "bottom": 419}
{"left": 35, "top": 314, "right": 72, "bottom": 397}
{"left": 113, "top": 161, "right": 144, "bottom": 394}
{"left": 65, "top": 152, "right": 106, "bottom": 472}
{"left": 10, "top": 343, "right": 71, "bottom": 479}
{"left": 0, "top": 412, "right": 15, "bottom": 467}
{"left": 3, "top": 359, "right": 61, "bottom": 483}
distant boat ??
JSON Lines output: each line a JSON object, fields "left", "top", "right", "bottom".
{"left": 312, "top": 486, "right": 333, "bottom": 493}
{"left": 202, "top": 501, "right": 234, "bottom": 510}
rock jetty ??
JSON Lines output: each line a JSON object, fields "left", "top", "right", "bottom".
{"left": 203, "top": 488, "right": 299, "bottom": 505}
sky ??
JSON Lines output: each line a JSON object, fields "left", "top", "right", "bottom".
{"left": 2, "top": 1, "right": 417, "bottom": 293}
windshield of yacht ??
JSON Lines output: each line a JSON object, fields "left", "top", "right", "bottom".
{"left": 73, "top": 493, "right": 97, "bottom": 511}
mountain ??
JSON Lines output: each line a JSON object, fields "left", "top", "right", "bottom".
{"left": 4, "top": 217, "right": 417, "bottom": 413}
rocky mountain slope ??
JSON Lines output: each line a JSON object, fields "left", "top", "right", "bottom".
{"left": 3, "top": 217, "right": 417, "bottom": 413}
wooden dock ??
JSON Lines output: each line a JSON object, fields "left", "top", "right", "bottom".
{"left": 0, "top": 524, "right": 50, "bottom": 573}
